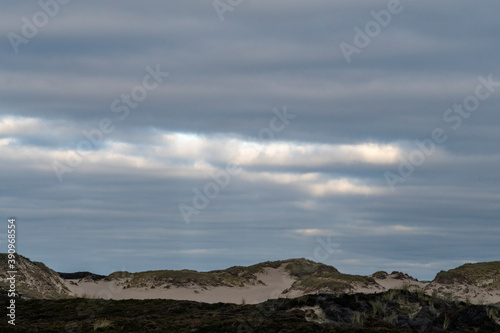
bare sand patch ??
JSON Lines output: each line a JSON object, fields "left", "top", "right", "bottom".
{"left": 65, "top": 265, "right": 298, "bottom": 304}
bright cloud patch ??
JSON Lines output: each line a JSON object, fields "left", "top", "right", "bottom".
{"left": 158, "top": 132, "right": 402, "bottom": 167}
{"left": 293, "top": 229, "right": 339, "bottom": 237}
{"left": 0, "top": 117, "right": 443, "bottom": 199}
{"left": 0, "top": 116, "right": 43, "bottom": 136}
{"left": 1, "top": 116, "right": 400, "bottom": 172}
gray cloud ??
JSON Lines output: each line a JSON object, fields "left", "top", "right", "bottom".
{"left": 0, "top": 0, "right": 499, "bottom": 280}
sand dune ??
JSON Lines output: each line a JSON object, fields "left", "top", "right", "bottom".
{"left": 65, "top": 265, "right": 298, "bottom": 304}
{"left": 65, "top": 267, "right": 500, "bottom": 305}
{"left": 4, "top": 255, "right": 499, "bottom": 305}
{"left": 353, "top": 272, "right": 500, "bottom": 305}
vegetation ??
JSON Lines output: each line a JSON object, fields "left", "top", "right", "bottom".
{"left": 1, "top": 289, "right": 499, "bottom": 332}
{"left": 59, "top": 272, "right": 106, "bottom": 280}
{"left": 384, "top": 312, "right": 398, "bottom": 325}
{"left": 369, "top": 300, "right": 387, "bottom": 317}
{"left": 93, "top": 318, "right": 113, "bottom": 331}
{"left": 282, "top": 258, "right": 376, "bottom": 294}
{"left": 372, "top": 271, "right": 388, "bottom": 279}
{"left": 351, "top": 311, "right": 364, "bottom": 326}
{"left": 102, "top": 260, "right": 289, "bottom": 289}
{"left": 443, "top": 314, "right": 451, "bottom": 329}
{"left": 487, "top": 307, "right": 498, "bottom": 320}
{"left": 0, "top": 254, "right": 72, "bottom": 299}
{"left": 284, "top": 258, "right": 339, "bottom": 277}
{"left": 435, "top": 261, "right": 500, "bottom": 288}
{"left": 89, "top": 258, "right": 377, "bottom": 295}
{"left": 3, "top": 255, "right": 500, "bottom": 332}
{"left": 384, "top": 289, "right": 398, "bottom": 302}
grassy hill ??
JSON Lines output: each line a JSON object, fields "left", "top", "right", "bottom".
{"left": 0, "top": 255, "right": 377, "bottom": 299}
{"left": 434, "top": 261, "right": 500, "bottom": 289}
{"left": 282, "top": 259, "right": 376, "bottom": 294}
{"left": 0, "top": 254, "right": 71, "bottom": 299}
{"left": 102, "top": 258, "right": 376, "bottom": 294}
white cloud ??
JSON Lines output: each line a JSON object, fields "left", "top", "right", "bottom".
{"left": 307, "top": 178, "right": 383, "bottom": 196}
{"left": 157, "top": 131, "right": 402, "bottom": 168}
{"left": 0, "top": 116, "right": 43, "bottom": 136}
{"left": 293, "top": 229, "right": 339, "bottom": 237}
{"left": 344, "top": 223, "right": 432, "bottom": 236}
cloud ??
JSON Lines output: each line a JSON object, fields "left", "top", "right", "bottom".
{"left": 1, "top": 0, "right": 499, "bottom": 280}
{"left": 0, "top": 116, "right": 42, "bottom": 136}
{"left": 292, "top": 229, "right": 339, "bottom": 237}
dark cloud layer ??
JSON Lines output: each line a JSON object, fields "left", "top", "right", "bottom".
{"left": 0, "top": 0, "right": 499, "bottom": 280}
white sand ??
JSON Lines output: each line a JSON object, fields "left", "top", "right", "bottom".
{"left": 65, "top": 265, "right": 298, "bottom": 304}
{"left": 423, "top": 281, "right": 500, "bottom": 304}
{"left": 64, "top": 269, "right": 500, "bottom": 305}
{"left": 350, "top": 272, "right": 426, "bottom": 294}
{"left": 351, "top": 273, "right": 500, "bottom": 305}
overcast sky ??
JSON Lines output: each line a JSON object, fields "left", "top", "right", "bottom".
{"left": 1, "top": 0, "right": 499, "bottom": 280}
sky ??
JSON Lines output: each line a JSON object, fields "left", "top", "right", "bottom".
{"left": 0, "top": 0, "right": 499, "bottom": 281}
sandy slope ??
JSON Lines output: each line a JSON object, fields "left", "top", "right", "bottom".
{"left": 64, "top": 268, "right": 500, "bottom": 305}
{"left": 350, "top": 273, "right": 426, "bottom": 295}
{"left": 351, "top": 272, "right": 500, "bottom": 305}
{"left": 424, "top": 281, "right": 500, "bottom": 304}
{"left": 65, "top": 265, "right": 298, "bottom": 304}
